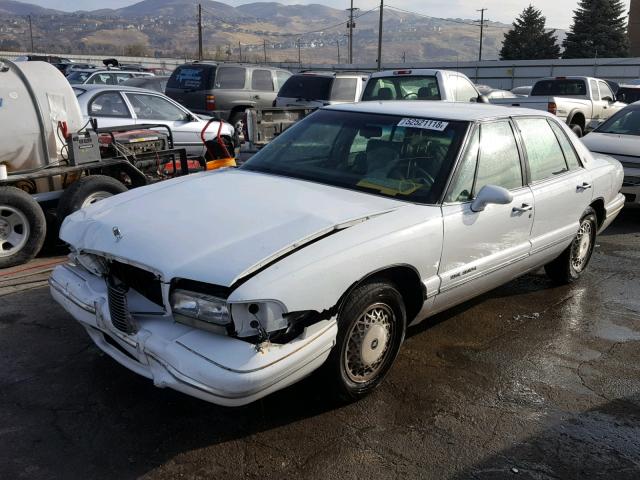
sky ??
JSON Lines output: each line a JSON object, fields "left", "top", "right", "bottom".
{"left": 25, "top": 0, "right": 633, "bottom": 29}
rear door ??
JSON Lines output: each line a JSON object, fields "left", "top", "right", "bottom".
{"left": 514, "top": 117, "right": 591, "bottom": 259}
{"left": 125, "top": 91, "right": 204, "bottom": 157}
{"left": 250, "top": 68, "right": 276, "bottom": 108}
{"left": 436, "top": 120, "right": 534, "bottom": 311}
{"left": 166, "top": 64, "right": 215, "bottom": 113}
{"left": 214, "top": 66, "right": 249, "bottom": 116}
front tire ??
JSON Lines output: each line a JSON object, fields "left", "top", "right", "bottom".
{"left": 544, "top": 207, "right": 597, "bottom": 284}
{"left": 0, "top": 186, "right": 47, "bottom": 269}
{"left": 326, "top": 280, "right": 406, "bottom": 401}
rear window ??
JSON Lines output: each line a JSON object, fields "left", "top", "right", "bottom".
{"left": 362, "top": 75, "right": 441, "bottom": 101}
{"left": 167, "top": 65, "right": 214, "bottom": 90}
{"left": 215, "top": 67, "right": 246, "bottom": 89}
{"left": 330, "top": 78, "right": 357, "bottom": 101}
{"left": 531, "top": 79, "right": 587, "bottom": 96}
{"left": 67, "top": 71, "right": 91, "bottom": 84}
{"left": 278, "top": 75, "right": 333, "bottom": 101}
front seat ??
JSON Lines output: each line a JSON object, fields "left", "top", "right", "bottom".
{"left": 418, "top": 86, "right": 439, "bottom": 100}
{"left": 377, "top": 87, "right": 393, "bottom": 100}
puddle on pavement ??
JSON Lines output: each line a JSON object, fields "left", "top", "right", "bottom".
{"left": 595, "top": 316, "right": 640, "bottom": 342}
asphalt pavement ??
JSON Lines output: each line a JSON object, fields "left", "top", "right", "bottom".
{"left": 1, "top": 209, "right": 639, "bottom": 480}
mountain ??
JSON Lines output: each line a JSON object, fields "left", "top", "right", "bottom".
{"left": 0, "top": 0, "right": 61, "bottom": 15}
{"left": 0, "top": 0, "right": 551, "bottom": 64}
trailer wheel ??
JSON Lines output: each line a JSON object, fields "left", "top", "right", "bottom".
{"left": 0, "top": 186, "right": 47, "bottom": 269}
{"left": 57, "top": 175, "right": 128, "bottom": 220}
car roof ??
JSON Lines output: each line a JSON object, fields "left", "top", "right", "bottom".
{"left": 71, "top": 69, "right": 151, "bottom": 74}
{"left": 74, "top": 84, "right": 160, "bottom": 94}
{"left": 178, "top": 62, "right": 287, "bottom": 71}
{"left": 370, "top": 68, "right": 458, "bottom": 78}
{"left": 324, "top": 101, "right": 553, "bottom": 121}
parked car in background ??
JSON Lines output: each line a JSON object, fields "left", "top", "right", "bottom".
{"left": 14, "top": 54, "right": 72, "bottom": 63}
{"left": 166, "top": 62, "right": 292, "bottom": 132}
{"left": 51, "top": 101, "right": 623, "bottom": 407}
{"left": 581, "top": 102, "right": 640, "bottom": 206}
{"left": 68, "top": 69, "right": 154, "bottom": 85}
{"left": 361, "top": 69, "right": 486, "bottom": 103}
{"left": 491, "top": 76, "right": 626, "bottom": 136}
{"left": 511, "top": 85, "right": 532, "bottom": 97}
{"left": 122, "top": 76, "right": 169, "bottom": 93}
{"left": 74, "top": 85, "right": 234, "bottom": 157}
{"left": 480, "top": 88, "right": 518, "bottom": 100}
{"left": 614, "top": 84, "right": 640, "bottom": 104}
{"left": 274, "top": 71, "right": 369, "bottom": 108}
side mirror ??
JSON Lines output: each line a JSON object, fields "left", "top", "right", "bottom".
{"left": 602, "top": 96, "right": 614, "bottom": 103}
{"left": 477, "top": 94, "right": 490, "bottom": 104}
{"left": 471, "top": 185, "right": 513, "bottom": 212}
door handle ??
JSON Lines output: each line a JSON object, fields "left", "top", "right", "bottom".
{"left": 577, "top": 182, "right": 592, "bottom": 191}
{"left": 252, "top": 95, "right": 260, "bottom": 100}
{"left": 512, "top": 203, "right": 533, "bottom": 213}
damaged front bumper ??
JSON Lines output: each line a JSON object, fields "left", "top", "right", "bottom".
{"left": 49, "top": 263, "right": 337, "bottom": 406}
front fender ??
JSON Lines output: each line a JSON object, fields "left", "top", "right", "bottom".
{"left": 228, "top": 204, "right": 443, "bottom": 314}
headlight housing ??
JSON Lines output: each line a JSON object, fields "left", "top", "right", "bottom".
{"left": 72, "top": 252, "right": 108, "bottom": 276}
{"left": 170, "top": 289, "right": 231, "bottom": 331}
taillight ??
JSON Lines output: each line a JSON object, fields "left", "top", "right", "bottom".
{"left": 206, "top": 95, "right": 216, "bottom": 111}
{"left": 547, "top": 102, "right": 557, "bottom": 115}
{"left": 393, "top": 69, "right": 412, "bottom": 75}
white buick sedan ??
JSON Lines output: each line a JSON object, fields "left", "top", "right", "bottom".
{"left": 50, "top": 102, "right": 624, "bottom": 406}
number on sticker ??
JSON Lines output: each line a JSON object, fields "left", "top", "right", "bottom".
{"left": 398, "top": 118, "right": 449, "bottom": 132}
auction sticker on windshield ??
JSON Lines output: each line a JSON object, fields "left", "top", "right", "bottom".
{"left": 398, "top": 118, "right": 449, "bottom": 131}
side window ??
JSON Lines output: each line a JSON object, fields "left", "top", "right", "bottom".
{"left": 598, "top": 81, "right": 614, "bottom": 101}
{"left": 115, "top": 73, "right": 132, "bottom": 84}
{"left": 126, "top": 93, "right": 188, "bottom": 121}
{"left": 516, "top": 118, "right": 568, "bottom": 181}
{"left": 87, "top": 73, "right": 112, "bottom": 85}
{"left": 452, "top": 75, "right": 479, "bottom": 102}
{"left": 88, "top": 92, "right": 130, "bottom": 117}
{"left": 475, "top": 121, "right": 523, "bottom": 192}
{"left": 251, "top": 69, "right": 274, "bottom": 91}
{"left": 589, "top": 79, "right": 599, "bottom": 99}
{"left": 275, "top": 71, "right": 291, "bottom": 89}
{"left": 330, "top": 78, "right": 357, "bottom": 101}
{"left": 548, "top": 120, "right": 582, "bottom": 169}
{"left": 445, "top": 128, "right": 479, "bottom": 202}
{"left": 215, "top": 67, "right": 246, "bottom": 89}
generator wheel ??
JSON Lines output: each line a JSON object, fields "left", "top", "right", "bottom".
{"left": 0, "top": 186, "right": 47, "bottom": 269}
{"left": 57, "top": 175, "right": 127, "bottom": 221}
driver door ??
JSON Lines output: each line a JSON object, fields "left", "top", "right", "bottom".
{"left": 434, "top": 120, "right": 534, "bottom": 312}
{"left": 124, "top": 92, "right": 204, "bottom": 157}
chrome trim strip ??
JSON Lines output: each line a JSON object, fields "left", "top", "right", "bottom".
{"left": 439, "top": 252, "right": 529, "bottom": 293}
{"left": 530, "top": 233, "right": 575, "bottom": 255}
{"left": 49, "top": 276, "right": 96, "bottom": 314}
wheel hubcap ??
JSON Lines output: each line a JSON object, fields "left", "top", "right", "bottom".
{"left": 571, "top": 219, "right": 593, "bottom": 271}
{"left": 81, "top": 191, "right": 112, "bottom": 208}
{"left": 0, "top": 206, "right": 30, "bottom": 257}
{"left": 344, "top": 303, "right": 394, "bottom": 383}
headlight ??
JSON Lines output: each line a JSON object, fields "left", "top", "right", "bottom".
{"left": 170, "top": 289, "right": 231, "bottom": 327}
{"left": 73, "top": 252, "right": 108, "bottom": 276}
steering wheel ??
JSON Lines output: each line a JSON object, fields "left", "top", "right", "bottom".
{"left": 402, "top": 92, "right": 419, "bottom": 99}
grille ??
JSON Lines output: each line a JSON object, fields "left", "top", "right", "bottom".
{"left": 107, "top": 278, "right": 137, "bottom": 334}
{"left": 109, "top": 261, "right": 163, "bottom": 306}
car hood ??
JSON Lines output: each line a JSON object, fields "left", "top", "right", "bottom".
{"left": 60, "top": 169, "right": 404, "bottom": 287}
{"left": 581, "top": 132, "right": 640, "bottom": 158}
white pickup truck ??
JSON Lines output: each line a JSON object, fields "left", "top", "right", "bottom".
{"left": 491, "top": 76, "right": 626, "bottom": 136}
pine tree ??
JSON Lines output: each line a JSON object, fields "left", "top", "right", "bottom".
{"left": 500, "top": 5, "right": 560, "bottom": 60}
{"left": 563, "top": 0, "right": 629, "bottom": 58}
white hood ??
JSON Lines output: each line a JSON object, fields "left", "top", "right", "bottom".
{"left": 582, "top": 132, "right": 640, "bottom": 160}
{"left": 60, "top": 169, "right": 403, "bottom": 286}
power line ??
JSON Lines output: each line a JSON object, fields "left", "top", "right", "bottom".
{"left": 384, "top": 4, "right": 511, "bottom": 29}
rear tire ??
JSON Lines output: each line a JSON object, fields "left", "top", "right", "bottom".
{"left": 544, "top": 207, "right": 597, "bottom": 284}
{"left": 325, "top": 280, "right": 406, "bottom": 401}
{"left": 0, "top": 186, "right": 46, "bottom": 269}
{"left": 569, "top": 124, "right": 583, "bottom": 137}
{"left": 57, "top": 175, "right": 127, "bottom": 220}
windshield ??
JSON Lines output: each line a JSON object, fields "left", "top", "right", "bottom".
{"left": 615, "top": 87, "right": 640, "bottom": 104}
{"left": 241, "top": 109, "right": 468, "bottom": 204}
{"left": 278, "top": 75, "right": 333, "bottom": 101}
{"left": 362, "top": 76, "right": 441, "bottom": 101}
{"left": 595, "top": 107, "right": 640, "bottom": 135}
{"left": 167, "top": 65, "right": 215, "bottom": 90}
{"left": 67, "top": 71, "right": 91, "bottom": 84}
{"left": 531, "top": 79, "right": 587, "bottom": 96}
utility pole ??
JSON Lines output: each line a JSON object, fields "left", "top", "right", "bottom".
{"left": 238, "top": 41, "right": 242, "bottom": 62}
{"left": 477, "top": 8, "right": 487, "bottom": 62}
{"left": 28, "top": 15, "right": 34, "bottom": 52}
{"left": 297, "top": 38, "right": 301, "bottom": 67}
{"left": 226, "top": 43, "right": 231, "bottom": 60}
{"left": 376, "top": 0, "right": 384, "bottom": 70}
{"left": 197, "top": 4, "right": 203, "bottom": 61}
{"left": 346, "top": 0, "right": 358, "bottom": 64}
{"left": 337, "top": 39, "right": 340, "bottom": 64}
{"left": 263, "top": 39, "right": 267, "bottom": 63}
{"left": 402, "top": 51, "right": 406, "bottom": 63}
